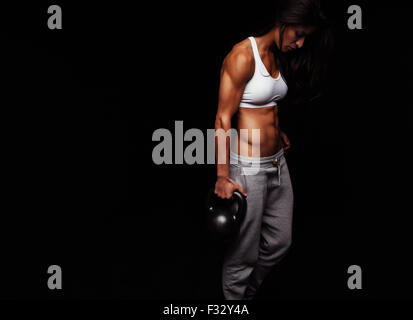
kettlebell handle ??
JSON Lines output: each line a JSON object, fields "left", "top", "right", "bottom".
{"left": 232, "top": 190, "right": 246, "bottom": 219}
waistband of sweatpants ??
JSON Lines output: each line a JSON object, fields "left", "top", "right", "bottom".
{"left": 230, "top": 148, "right": 284, "bottom": 165}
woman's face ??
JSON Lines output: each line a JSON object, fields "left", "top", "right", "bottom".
{"left": 276, "top": 25, "right": 317, "bottom": 52}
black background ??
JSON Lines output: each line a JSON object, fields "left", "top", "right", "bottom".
{"left": 1, "top": 0, "right": 412, "bottom": 305}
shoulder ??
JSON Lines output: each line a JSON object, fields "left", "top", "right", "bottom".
{"left": 221, "top": 38, "right": 255, "bottom": 81}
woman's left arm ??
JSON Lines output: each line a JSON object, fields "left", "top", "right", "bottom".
{"left": 280, "top": 130, "right": 291, "bottom": 151}
{"left": 275, "top": 106, "right": 291, "bottom": 151}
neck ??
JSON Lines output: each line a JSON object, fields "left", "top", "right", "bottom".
{"left": 255, "top": 27, "right": 278, "bottom": 52}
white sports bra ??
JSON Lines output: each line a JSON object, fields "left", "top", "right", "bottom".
{"left": 239, "top": 37, "right": 288, "bottom": 108}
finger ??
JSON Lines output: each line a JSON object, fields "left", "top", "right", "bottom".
{"left": 234, "top": 183, "right": 247, "bottom": 197}
{"left": 228, "top": 178, "right": 247, "bottom": 197}
{"left": 214, "top": 186, "right": 223, "bottom": 198}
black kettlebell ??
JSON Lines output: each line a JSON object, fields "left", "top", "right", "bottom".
{"left": 205, "top": 187, "right": 247, "bottom": 241}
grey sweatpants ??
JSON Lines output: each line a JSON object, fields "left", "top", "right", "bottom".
{"left": 222, "top": 148, "right": 294, "bottom": 300}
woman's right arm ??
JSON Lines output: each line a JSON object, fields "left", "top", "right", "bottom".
{"left": 214, "top": 47, "right": 254, "bottom": 199}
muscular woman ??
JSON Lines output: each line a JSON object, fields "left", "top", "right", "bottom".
{"left": 214, "top": 0, "right": 333, "bottom": 300}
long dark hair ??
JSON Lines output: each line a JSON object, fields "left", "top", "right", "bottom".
{"left": 255, "top": 0, "right": 334, "bottom": 104}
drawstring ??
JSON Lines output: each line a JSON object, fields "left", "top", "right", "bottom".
{"left": 272, "top": 158, "right": 281, "bottom": 185}
{"left": 278, "top": 162, "right": 281, "bottom": 185}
